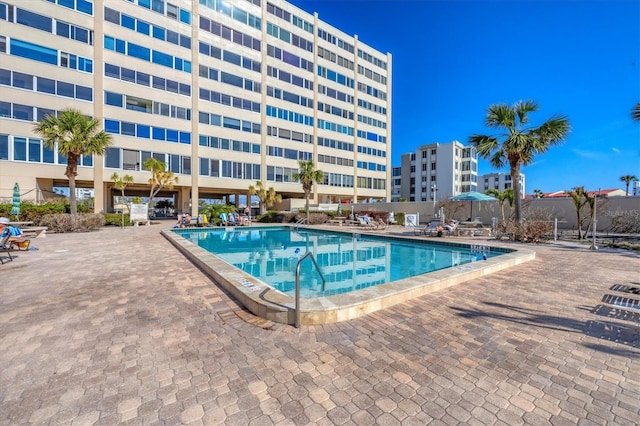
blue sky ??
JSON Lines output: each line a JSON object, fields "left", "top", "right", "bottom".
{"left": 289, "top": 0, "right": 640, "bottom": 193}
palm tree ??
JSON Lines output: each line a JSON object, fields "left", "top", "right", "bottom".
{"left": 619, "top": 174, "right": 637, "bottom": 196}
{"left": 33, "top": 109, "right": 112, "bottom": 215}
{"left": 248, "top": 181, "right": 281, "bottom": 215}
{"left": 532, "top": 189, "right": 545, "bottom": 198}
{"left": 292, "top": 160, "right": 324, "bottom": 224}
{"left": 632, "top": 103, "right": 640, "bottom": 121}
{"left": 568, "top": 186, "right": 592, "bottom": 239}
{"left": 485, "top": 188, "right": 514, "bottom": 221}
{"left": 143, "top": 158, "right": 178, "bottom": 210}
{"left": 469, "top": 100, "right": 570, "bottom": 223}
{"left": 111, "top": 172, "right": 133, "bottom": 228}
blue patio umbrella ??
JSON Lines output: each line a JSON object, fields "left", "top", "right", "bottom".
{"left": 449, "top": 191, "right": 496, "bottom": 219}
{"left": 10, "top": 182, "right": 20, "bottom": 217}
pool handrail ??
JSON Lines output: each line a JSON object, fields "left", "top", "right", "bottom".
{"left": 295, "top": 251, "right": 326, "bottom": 328}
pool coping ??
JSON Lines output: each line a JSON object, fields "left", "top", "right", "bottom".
{"left": 161, "top": 226, "right": 536, "bottom": 325}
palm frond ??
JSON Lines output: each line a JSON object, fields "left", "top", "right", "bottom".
{"left": 632, "top": 103, "right": 640, "bottom": 121}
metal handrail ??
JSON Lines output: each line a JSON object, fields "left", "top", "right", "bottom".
{"left": 294, "top": 251, "right": 326, "bottom": 328}
{"left": 294, "top": 217, "right": 308, "bottom": 229}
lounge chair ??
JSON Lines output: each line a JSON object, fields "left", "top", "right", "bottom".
{"left": 376, "top": 218, "right": 389, "bottom": 230}
{"left": 406, "top": 217, "right": 428, "bottom": 236}
{"left": 358, "top": 217, "right": 377, "bottom": 230}
{"left": 0, "top": 234, "right": 14, "bottom": 264}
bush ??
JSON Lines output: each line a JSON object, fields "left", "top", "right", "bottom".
{"left": 394, "top": 212, "right": 405, "bottom": 225}
{"left": 607, "top": 209, "right": 640, "bottom": 233}
{"left": 495, "top": 208, "right": 554, "bottom": 243}
{"left": 39, "top": 213, "right": 105, "bottom": 233}
{"left": 103, "top": 213, "right": 131, "bottom": 227}
{"left": 0, "top": 202, "right": 66, "bottom": 224}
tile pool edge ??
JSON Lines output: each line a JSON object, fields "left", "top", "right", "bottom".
{"left": 161, "top": 228, "right": 536, "bottom": 325}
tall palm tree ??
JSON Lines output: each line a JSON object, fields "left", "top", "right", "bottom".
{"left": 292, "top": 160, "right": 324, "bottom": 224}
{"left": 568, "top": 186, "right": 592, "bottom": 240}
{"left": 143, "top": 158, "right": 178, "bottom": 210}
{"left": 532, "top": 189, "right": 545, "bottom": 198}
{"left": 248, "top": 181, "right": 282, "bottom": 215}
{"left": 34, "top": 109, "right": 112, "bottom": 215}
{"left": 111, "top": 172, "right": 133, "bottom": 228}
{"left": 632, "top": 103, "right": 640, "bottom": 121}
{"left": 485, "top": 188, "right": 514, "bottom": 221}
{"left": 469, "top": 100, "right": 570, "bottom": 222}
{"left": 619, "top": 174, "right": 638, "bottom": 196}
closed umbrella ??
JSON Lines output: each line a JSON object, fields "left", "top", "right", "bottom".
{"left": 10, "top": 182, "right": 20, "bottom": 217}
{"left": 449, "top": 191, "right": 496, "bottom": 220}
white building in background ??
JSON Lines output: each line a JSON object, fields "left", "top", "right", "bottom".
{"left": 0, "top": 0, "right": 392, "bottom": 214}
{"left": 391, "top": 166, "right": 401, "bottom": 202}
{"left": 75, "top": 188, "right": 95, "bottom": 200}
{"left": 479, "top": 172, "right": 526, "bottom": 198}
{"left": 396, "top": 141, "right": 478, "bottom": 202}
{"left": 631, "top": 180, "right": 640, "bottom": 196}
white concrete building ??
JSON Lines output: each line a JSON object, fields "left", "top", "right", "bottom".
{"left": 479, "top": 172, "right": 526, "bottom": 198}
{"left": 0, "top": 0, "right": 392, "bottom": 214}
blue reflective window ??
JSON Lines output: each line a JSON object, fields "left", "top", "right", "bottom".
{"left": 153, "top": 26, "right": 165, "bottom": 40}
{"left": 105, "top": 147, "right": 120, "bottom": 168}
{"left": 81, "top": 154, "right": 92, "bottom": 166}
{"left": 14, "top": 137, "right": 27, "bottom": 161}
{"left": 116, "top": 39, "right": 126, "bottom": 53}
{"left": 0, "top": 101, "right": 11, "bottom": 118}
{"left": 105, "top": 91, "right": 123, "bottom": 107}
{"left": 223, "top": 117, "right": 240, "bottom": 130}
{"left": 76, "top": 0, "right": 93, "bottom": 15}
{"left": 166, "top": 30, "right": 179, "bottom": 45}
{"left": 78, "top": 58, "right": 92, "bottom": 73}
{"left": 174, "top": 58, "right": 182, "bottom": 70}
{"left": 151, "top": 50, "right": 172, "bottom": 67}
{"left": 43, "top": 145, "right": 55, "bottom": 163}
{"left": 56, "top": 21, "right": 70, "bottom": 38}
{"left": 58, "top": 0, "right": 74, "bottom": 9}
{"left": 179, "top": 132, "right": 190, "bottom": 144}
{"left": 122, "top": 121, "right": 135, "bottom": 136}
{"left": 183, "top": 61, "right": 191, "bottom": 73}
{"left": 121, "top": 14, "right": 135, "bottom": 30}
{"left": 166, "top": 129, "right": 178, "bottom": 142}
{"left": 104, "top": 119, "right": 120, "bottom": 134}
{"left": 0, "top": 69, "right": 10, "bottom": 86}
{"left": 179, "top": 9, "right": 190, "bottom": 24}
{"left": 28, "top": 138, "right": 41, "bottom": 162}
{"left": 139, "top": 0, "right": 150, "bottom": 8}
{"left": 128, "top": 43, "right": 150, "bottom": 61}
{"left": 137, "top": 20, "right": 150, "bottom": 35}
{"left": 152, "top": 127, "right": 165, "bottom": 140}
{"left": 0, "top": 135, "right": 9, "bottom": 160}
{"left": 137, "top": 124, "right": 150, "bottom": 138}
{"left": 75, "top": 27, "right": 89, "bottom": 43}
{"left": 17, "top": 8, "right": 53, "bottom": 32}
{"left": 151, "top": 0, "right": 164, "bottom": 14}
{"left": 10, "top": 39, "right": 58, "bottom": 65}
{"left": 76, "top": 85, "right": 92, "bottom": 101}
{"left": 13, "top": 104, "right": 33, "bottom": 121}
{"left": 12, "top": 72, "right": 33, "bottom": 90}
{"left": 104, "top": 35, "right": 115, "bottom": 50}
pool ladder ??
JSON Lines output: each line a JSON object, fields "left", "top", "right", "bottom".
{"left": 294, "top": 217, "right": 308, "bottom": 229}
{"left": 294, "top": 252, "right": 326, "bottom": 328}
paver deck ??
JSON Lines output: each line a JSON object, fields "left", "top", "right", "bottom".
{"left": 1, "top": 224, "right": 638, "bottom": 425}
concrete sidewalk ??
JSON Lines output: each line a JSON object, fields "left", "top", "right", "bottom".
{"left": 1, "top": 224, "right": 638, "bottom": 425}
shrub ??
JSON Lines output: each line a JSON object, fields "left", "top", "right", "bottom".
{"left": 103, "top": 213, "right": 131, "bottom": 227}
{"left": 607, "top": 209, "right": 640, "bottom": 233}
{"left": 0, "top": 202, "right": 66, "bottom": 224}
{"left": 394, "top": 212, "right": 405, "bottom": 225}
{"left": 495, "top": 208, "right": 554, "bottom": 243}
{"left": 39, "top": 213, "right": 105, "bottom": 233}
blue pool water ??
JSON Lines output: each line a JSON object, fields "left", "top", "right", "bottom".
{"left": 174, "top": 226, "right": 506, "bottom": 298}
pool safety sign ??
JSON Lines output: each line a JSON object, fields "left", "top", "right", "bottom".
{"left": 130, "top": 203, "right": 149, "bottom": 226}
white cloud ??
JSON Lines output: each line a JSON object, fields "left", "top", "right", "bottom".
{"left": 611, "top": 147, "right": 620, "bottom": 153}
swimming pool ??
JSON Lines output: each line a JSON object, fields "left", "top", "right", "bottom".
{"left": 162, "top": 225, "right": 535, "bottom": 325}
{"left": 174, "top": 226, "right": 505, "bottom": 298}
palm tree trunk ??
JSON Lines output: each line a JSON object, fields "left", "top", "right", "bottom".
{"left": 66, "top": 155, "right": 79, "bottom": 215}
{"left": 305, "top": 194, "right": 310, "bottom": 224}
{"left": 510, "top": 163, "right": 522, "bottom": 222}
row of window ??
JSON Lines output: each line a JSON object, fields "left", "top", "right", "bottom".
{"left": 357, "top": 130, "right": 386, "bottom": 143}
{"left": 267, "top": 86, "right": 312, "bottom": 109}
{"left": 267, "top": 146, "right": 312, "bottom": 161}
{"left": 105, "top": 92, "right": 191, "bottom": 121}
{"left": 198, "top": 111, "right": 261, "bottom": 134}
{"left": 105, "top": 7, "right": 190, "bottom": 50}
{"left": 357, "top": 176, "right": 386, "bottom": 190}
{"left": 357, "top": 145, "right": 387, "bottom": 158}
{"left": 318, "top": 102, "right": 353, "bottom": 120}
{"left": 3, "top": 37, "right": 93, "bottom": 73}
{"left": 104, "top": 35, "right": 191, "bottom": 73}
{"left": 104, "top": 119, "right": 191, "bottom": 144}
{"left": 0, "top": 69, "right": 92, "bottom": 102}
{"left": 267, "top": 22, "right": 313, "bottom": 53}
{"left": 318, "top": 28, "right": 354, "bottom": 54}
{"left": 357, "top": 161, "right": 386, "bottom": 172}
{"left": 200, "top": 158, "right": 261, "bottom": 180}
{"left": 358, "top": 64, "right": 387, "bottom": 85}
{"left": 267, "top": 65, "right": 313, "bottom": 91}
{"left": 0, "top": 102, "right": 56, "bottom": 123}
{"left": 358, "top": 49, "right": 387, "bottom": 70}
{"left": 199, "top": 135, "right": 261, "bottom": 154}
{"left": 318, "top": 84, "right": 354, "bottom": 105}
{"left": 199, "top": 41, "right": 261, "bottom": 73}
{"left": 104, "top": 63, "right": 191, "bottom": 96}
{"left": 358, "top": 82, "right": 387, "bottom": 101}
{"left": 199, "top": 0, "right": 261, "bottom": 31}
{"left": 318, "top": 65, "right": 355, "bottom": 89}
{"left": 266, "top": 126, "right": 313, "bottom": 144}
{"left": 357, "top": 114, "right": 386, "bottom": 130}
{"left": 199, "top": 15, "right": 261, "bottom": 52}
{"left": 47, "top": 0, "right": 93, "bottom": 16}
{"left": 317, "top": 46, "right": 353, "bottom": 71}
{"left": 266, "top": 105, "right": 313, "bottom": 126}
{"left": 199, "top": 87, "right": 261, "bottom": 114}
{"left": 322, "top": 172, "right": 355, "bottom": 188}
{"left": 266, "top": 2, "right": 313, "bottom": 34}
{"left": 318, "top": 119, "right": 354, "bottom": 136}
{"left": 199, "top": 64, "right": 261, "bottom": 94}
{"left": 127, "top": 0, "right": 191, "bottom": 25}
{"left": 318, "top": 137, "right": 353, "bottom": 153}
{"left": 318, "top": 154, "right": 353, "bottom": 168}
{"left": 106, "top": 147, "right": 191, "bottom": 174}
{"left": 266, "top": 165, "right": 297, "bottom": 183}
{"left": 0, "top": 133, "right": 91, "bottom": 165}
{"left": 358, "top": 99, "right": 386, "bottom": 116}
{"left": 1, "top": 4, "right": 93, "bottom": 45}
{"left": 267, "top": 44, "right": 313, "bottom": 72}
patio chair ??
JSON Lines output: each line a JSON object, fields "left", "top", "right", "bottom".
{"left": 0, "top": 234, "right": 13, "bottom": 264}
{"left": 405, "top": 217, "right": 428, "bottom": 236}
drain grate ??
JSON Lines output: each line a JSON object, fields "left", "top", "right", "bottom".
{"left": 602, "top": 294, "right": 640, "bottom": 311}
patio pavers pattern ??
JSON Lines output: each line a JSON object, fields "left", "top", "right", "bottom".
{"left": 0, "top": 225, "right": 638, "bottom": 425}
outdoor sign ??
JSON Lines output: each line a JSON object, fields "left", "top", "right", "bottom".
{"left": 130, "top": 203, "right": 149, "bottom": 225}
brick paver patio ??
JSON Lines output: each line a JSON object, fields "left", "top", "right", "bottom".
{"left": 1, "top": 224, "right": 638, "bottom": 425}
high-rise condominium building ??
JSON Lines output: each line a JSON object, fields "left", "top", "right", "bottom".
{"left": 0, "top": 0, "right": 391, "bottom": 213}
{"left": 396, "top": 141, "right": 478, "bottom": 202}
{"left": 478, "top": 172, "right": 526, "bottom": 198}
